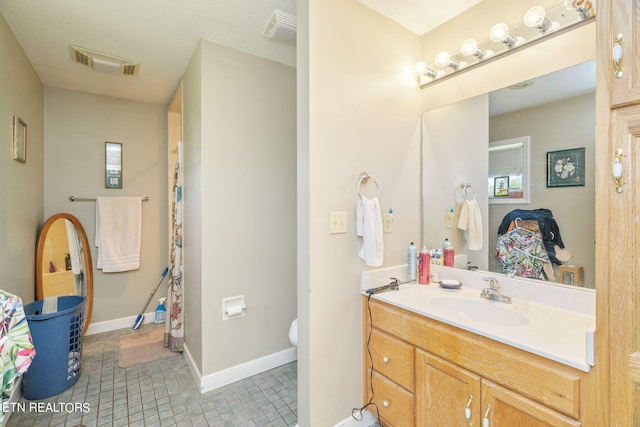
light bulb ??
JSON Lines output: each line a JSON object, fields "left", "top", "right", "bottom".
{"left": 460, "top": 38, "right": 490, "bottom": 59}
{"left": 489, "top": 23, "right": 509, "bottom": 43}
{"left": 435, "top": 52, "right": 451, "bottom": 68}
{"left": 415, "top": 61, "right": 427, "bottom": 74}
{"left": 524, "top": 6, "right": 546, "bottom": 28}
{"left": 524, "top": 6, "right": 556, "bottom": 33}
{"left": 565, "top": 0, "right": 594, "bottom": 19}
{"left": 460, "top": 39, "right": 478, "bottom": 56}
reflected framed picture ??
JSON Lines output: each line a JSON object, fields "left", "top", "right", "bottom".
{"left": 12, "top": 116, "right": 27, "bottom": 163}
{"left": 546, "top": 147, "right": 585, "bottom": 187}
{"left": 105, "top": 142, "right": 122, "bottom": 189}
{"left": 494, "top": 176, "right": 509, "bottom": 197}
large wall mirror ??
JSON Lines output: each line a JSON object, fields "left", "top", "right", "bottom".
{"left": 36, "top": 213, "right": 93, "bottom": 334}
{"left": 422, "top": 59, "right": 595, "bottom": 290}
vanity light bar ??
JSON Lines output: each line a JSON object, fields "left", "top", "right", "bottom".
{"left": 416, "top": 1, "right": 595, "bottom": 87}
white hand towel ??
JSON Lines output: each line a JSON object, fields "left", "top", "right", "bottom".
{"left": 457, "top": 199, "right": 483, "bottom": 251}
{"left": 95, "top": 196, "right": 142, "bottom": 273}
{"left": 357, "top": 197, "right": 384, "bottom": 267}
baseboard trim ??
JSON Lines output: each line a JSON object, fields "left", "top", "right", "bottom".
{"left": 85, "top": 311, "right": 156, "bottom": 335}
{"left": 198, "top": 347, "right": 297, "bottom": 394}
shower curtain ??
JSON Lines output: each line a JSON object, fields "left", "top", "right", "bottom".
{"left": 165, "top": 141, "right": 184, "bottom": 352}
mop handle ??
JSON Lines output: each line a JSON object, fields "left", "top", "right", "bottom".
{"left": 140, "top": 267, "right": 169, "bottom": 312}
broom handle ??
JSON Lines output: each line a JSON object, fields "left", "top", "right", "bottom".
{"left": 140, "top": 267, "right": 169, "bottom": 312}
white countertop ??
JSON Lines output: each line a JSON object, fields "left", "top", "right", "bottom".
{"left": 364, "top": 282, "right": 595, "bottom": 372}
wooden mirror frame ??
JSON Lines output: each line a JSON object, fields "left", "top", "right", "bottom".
{"left": 36, "top": 213, "right": 93, "bottom": 335}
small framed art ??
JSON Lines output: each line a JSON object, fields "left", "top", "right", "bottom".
{"left": 13, "top": 116, "right": 27, "bottom": 163}
{"left": 547, "top": 147, "right": 585, "bottom": 187}
{"left": 105, "top": 142, "right": 123, "bottom": 189}
{"left": 494, "top": 176, "right": 509, "bottom": 197}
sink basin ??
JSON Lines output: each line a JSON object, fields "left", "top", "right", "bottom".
{"left": 430, "top": 296, "right": 529, "bottom": 326}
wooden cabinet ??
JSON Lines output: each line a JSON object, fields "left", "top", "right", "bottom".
{"left": 364, "top": 328, "right": 415, "bottom": 426}
{"left": 363, "top": 297, "right": 596, "bottom": 426}
{"left": 481, "top": 380, "right": 580, "bottom": 427}
{"left": 608, "top": 0, "right": 640, "bottom": 108}
{"left": 416, "top": 350, "right": 481, "bottom": 427}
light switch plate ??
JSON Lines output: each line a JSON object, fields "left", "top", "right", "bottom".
{"left": 329, "top": 211, "right": 347, "bottom": 234}
{"left": 383, "top": 213, "right": 394, "bottom": 233}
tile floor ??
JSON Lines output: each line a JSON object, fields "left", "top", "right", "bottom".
{"left": 7, "top": 324, "right": 298, "bottom": 427}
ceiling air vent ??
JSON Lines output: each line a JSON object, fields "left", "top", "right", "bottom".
{"left": 263, "top": 10, "right": 296, "bottom": 44}
{"left": 69, "top": 45, "right": 140, "bottom": 76}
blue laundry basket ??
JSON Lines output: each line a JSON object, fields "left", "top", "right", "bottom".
{"left": 22, "top": 296, "right": 85, "bottom": 400}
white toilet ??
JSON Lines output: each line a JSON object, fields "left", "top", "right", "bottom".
{"left": 288, "top": 318, "right": 298, "bottom": 346}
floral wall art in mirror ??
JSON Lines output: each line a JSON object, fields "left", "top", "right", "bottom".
{"left": 105, "top": 141, "right": 122, "bottom": 189}
{"left": 546, "top": 147, "right": 585, "bottom": 187}
{"left": 12, "top": 116, "right": 27, "bottom": 163}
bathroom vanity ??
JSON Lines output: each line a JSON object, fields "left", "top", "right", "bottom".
{"left": 361, "top": 269, "right": 597, "bottom": 426}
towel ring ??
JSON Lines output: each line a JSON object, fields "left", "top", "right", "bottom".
{"left": 462, "top": 183, "right": 476, "bottom": 201}
{"left": 358, "top": 172, "right": 380, "bottom": 199}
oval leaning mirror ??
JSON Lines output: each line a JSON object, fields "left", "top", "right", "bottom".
{"left": 36, "top": 213, "right": 93, "bottom": 335}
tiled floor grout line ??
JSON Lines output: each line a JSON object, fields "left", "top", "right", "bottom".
{"left": 7, "top": 325, "right": 297, "bottom": 427}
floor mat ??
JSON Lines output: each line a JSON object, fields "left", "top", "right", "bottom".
{"left": 118, "top": 327, "right": 179, "bottom": 368}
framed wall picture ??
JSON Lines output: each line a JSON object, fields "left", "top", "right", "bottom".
{"left": 105, "top": 142, "right": 122, "bottom": 189}
{"left": 494, "top": 176, "right": 509, "bottom": 197}
{"left": 12, "top": 116, "right": 27, "bottom": 163}
{"left": 546, "top": 147, "right": 585, "bottom": 187}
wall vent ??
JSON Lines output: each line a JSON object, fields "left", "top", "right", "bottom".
{"left": 69, "top": 45, "right": 140, "bottom": 76}
{"left": 263, "top": 10, "right": 296, "bottom": 43}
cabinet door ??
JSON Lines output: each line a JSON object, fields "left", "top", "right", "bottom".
{"left": 609, "top": 0, "right": 640, "bottom": 107}
{"left": 608, "top": 104, "right": 640, "bottom": 426}
{"left": 480, "top": 380, "right": 580, "bottom": 427}
{"left": 416, "top": 349, "right": 481, "bottom": 427}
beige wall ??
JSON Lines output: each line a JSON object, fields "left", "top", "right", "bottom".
{"left": 489, "top": 93, "right": 596, "bottom": 287}
{"left": 181, "top": 44, "right": 204, "bottom": 372}
{"left": 301, "top": 1, "right": 422, "bottom": 424}
{"left": 0, "top": 13, "right": 44, "bottom": 300}
{"left": 43, "top": 87, "right": 168, "bottom": 323}
{"left": 182, "top": 39, "right": 297, "bottom": 377}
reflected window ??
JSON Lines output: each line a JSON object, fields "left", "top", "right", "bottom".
{"left": 488, "top": 136, "right": 530, "bottom": 204}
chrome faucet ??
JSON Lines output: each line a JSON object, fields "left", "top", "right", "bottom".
{"left": 480, "top": 277, "right": 512, "bottom": 303}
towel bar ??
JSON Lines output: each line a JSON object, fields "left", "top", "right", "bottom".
{"left": 69, "top": 195, "right": 149, "bottom": 202}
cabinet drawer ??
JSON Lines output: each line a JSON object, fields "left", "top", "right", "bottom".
{"left": 369, "top": 328, "right": 414, "bottom": 392}
{"left": 371, "top": 371, "right": 414, "bottom": 427}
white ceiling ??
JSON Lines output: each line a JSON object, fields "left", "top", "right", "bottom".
{"left": 358, "top": 0, "right": 482, "bottom": 35}
{"left": 0, "top": 0, "right": 482, "bottom": 106}
{"left": 489, "top": 60, "right": 596, "bottom": 116}
{"left": 0, "top": 0, "right": 298, "bottom": 105}
{"left": 1, "top": 0, "right": 588, "bottom": 109}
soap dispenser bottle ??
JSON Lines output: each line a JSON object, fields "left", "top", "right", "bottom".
{"left": 408, "top": 242, "right": 417, "bottom": 282}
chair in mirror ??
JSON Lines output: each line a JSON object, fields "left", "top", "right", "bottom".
{"left": 36, "top": 213, "right": 93, "bottom": 335}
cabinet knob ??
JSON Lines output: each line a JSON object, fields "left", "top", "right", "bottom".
{"left": 382, "top": 356, "right": 389, "bottom": 363}
{"left": 383, "top": 400, "right": 390, "bottom": 407}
